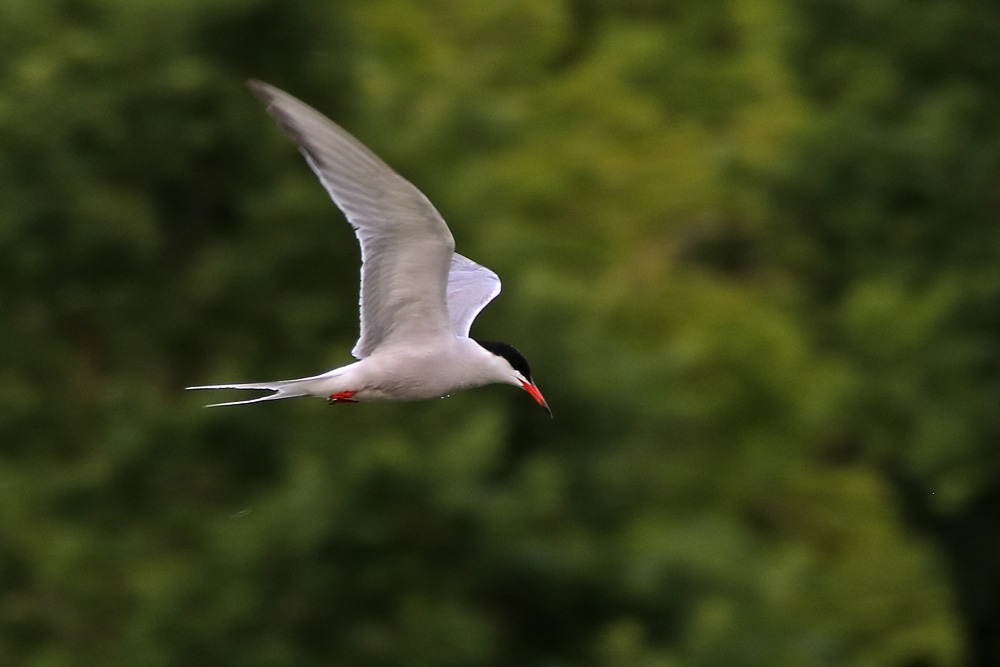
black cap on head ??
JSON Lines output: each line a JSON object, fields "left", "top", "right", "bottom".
{"left": 474, "top": 339, "right": 532, "bottom": 381}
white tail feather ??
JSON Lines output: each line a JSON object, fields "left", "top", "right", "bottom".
{"left": 185, "top": 380, "right": 313, "bottom": 407}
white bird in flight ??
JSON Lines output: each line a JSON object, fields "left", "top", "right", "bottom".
{"left": 187, "top": 80, "right": 551, "bottom": 416}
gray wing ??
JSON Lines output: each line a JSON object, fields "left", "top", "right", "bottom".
{"left": 248, "top": 80, "right": 455, "bottom": 359}
{"left": 447, "top": 253, "right": 501, "bottom": 338}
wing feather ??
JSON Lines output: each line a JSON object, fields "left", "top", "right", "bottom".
{"left": 248, "top": 80, "right": 455, "bottom": 358}
{"left": 446, "top": 254, "right": 501, "bottom": 337}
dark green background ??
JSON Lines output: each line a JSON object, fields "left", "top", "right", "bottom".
{"left": 4, "top": 0, "right": 1000, "bottom": 665}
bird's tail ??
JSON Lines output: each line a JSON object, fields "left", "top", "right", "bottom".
{"left": 185, "top": 378, "right": 316, "bottom": 407}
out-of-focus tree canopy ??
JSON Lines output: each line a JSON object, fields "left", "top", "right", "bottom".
{"left": 2, "top": 0, "right": 998, "bottom": 665}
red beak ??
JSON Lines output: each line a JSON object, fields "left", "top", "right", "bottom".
{"left": 521, "top": 381, "right": 552, "bottom": 417}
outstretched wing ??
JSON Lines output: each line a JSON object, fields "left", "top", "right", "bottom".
{"left": 248, "top": 80, "right": 455, "bottom": 359}
{"left": 446, "top": 253, "right": 501, "bottom": 337}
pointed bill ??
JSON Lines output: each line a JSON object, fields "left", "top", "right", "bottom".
{"left": 521, "top": 381, "right": 552, "bottom": 417}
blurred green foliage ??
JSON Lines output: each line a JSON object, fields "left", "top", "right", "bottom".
{"left": 2, "top": 0, "right": 999, "bottom": 665}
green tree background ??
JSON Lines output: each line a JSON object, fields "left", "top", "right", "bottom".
{"left": 2, "top": 0, "right": 998, "bottom": 665}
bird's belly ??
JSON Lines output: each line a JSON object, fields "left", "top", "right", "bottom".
{"left": 352, "top": 349, "right": 486, "bottom": 402}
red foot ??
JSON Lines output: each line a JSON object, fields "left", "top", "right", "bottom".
{"left": 328, "top": 390, "right": 358, "bottom": 404}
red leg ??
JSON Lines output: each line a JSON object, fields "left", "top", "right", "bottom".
{"left": 328, "top": 390, "right": 358, "bottom": 404}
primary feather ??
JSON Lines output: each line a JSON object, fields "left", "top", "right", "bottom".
{"left": 249, "top": 80, "right": 460, "bottom": 358}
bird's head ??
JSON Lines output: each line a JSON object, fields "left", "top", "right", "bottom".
{"left": 474, "top": 339, "right": 551, "bottom": 417}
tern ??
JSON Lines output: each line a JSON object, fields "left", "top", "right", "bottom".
{"left": 187, "top": 80, "right": 551, "bottom": 416}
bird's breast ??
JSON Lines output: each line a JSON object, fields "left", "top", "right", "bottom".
{"left": 352, "top": 343, "right": 492, "bottom": 402}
